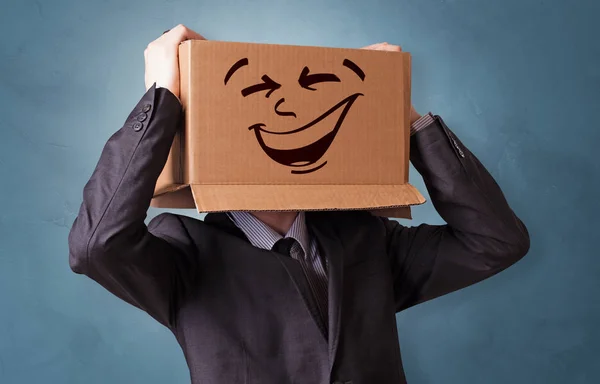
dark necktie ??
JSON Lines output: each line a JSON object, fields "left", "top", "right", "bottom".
{"left": 272, "top": 237, "right": 297, "bottom": 257}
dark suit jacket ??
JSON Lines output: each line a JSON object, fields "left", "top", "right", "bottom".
{"left": 68, "top": 84, "right": 530, "bottom": 384}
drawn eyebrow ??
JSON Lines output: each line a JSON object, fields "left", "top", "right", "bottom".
{"left": 224, "top": 58, "right": 249, "bottom": 85}
{"left": 343, "top": 59, "right": 365, "bottom": 81}
{"left": 241, "top": 75, "right": 281, "bottom": 98}
{"left": 298, "top": 67, "right": 341, "bottom": 90}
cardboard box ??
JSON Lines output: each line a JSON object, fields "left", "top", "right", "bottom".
{"left": 151, "top": 40, "right": 426, "bottom": 218}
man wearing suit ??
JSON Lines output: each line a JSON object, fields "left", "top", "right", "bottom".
{"left": 68, "top": 25, "right": 530, "bottom": 384}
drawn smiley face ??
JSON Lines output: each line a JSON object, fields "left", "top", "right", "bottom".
{"left": 224, "top": 58, "right": 365, "bottom": 174}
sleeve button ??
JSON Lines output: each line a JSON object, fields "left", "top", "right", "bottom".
{"left": 132, "top": 121, "right": 143, "bottom": 131}
{"left": 136, "top": 112, "right": 148, "bottom": 122}
{"left": 142, "top": 104, "right": 152, "bottom": 113}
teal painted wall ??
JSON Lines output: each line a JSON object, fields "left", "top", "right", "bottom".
{"left": 1, "top": 0, "right": 598, "bottom": 383}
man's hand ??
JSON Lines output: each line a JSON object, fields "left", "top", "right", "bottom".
{"left": 144, "top": 24, "right": 204, "bottom": 100}
{"left": 362, "top": 42, "right": 422, "bottom": 124}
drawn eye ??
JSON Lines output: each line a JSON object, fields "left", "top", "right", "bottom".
{"left": 241, "top": 75, "right": 281, "bottom": 98}
{"left": 298, "top": 67, "right": 341, "bottom": 91}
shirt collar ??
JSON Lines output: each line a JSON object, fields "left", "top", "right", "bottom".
{"left": 227, "top": 211, "right": 310, "bottom": 254}
{"left": 286, "top": 212, "right": 310, "bottom": 255}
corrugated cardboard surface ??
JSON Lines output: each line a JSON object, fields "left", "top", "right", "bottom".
{"left": 153, "top": 40, "right": 425, "bottom": 218}
{"left": 151, "top": 185, "right": 415, "bottom": 219}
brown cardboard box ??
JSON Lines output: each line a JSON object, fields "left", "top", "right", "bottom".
{"left": 151, "top": 40, "right": 426, "bottom": 218}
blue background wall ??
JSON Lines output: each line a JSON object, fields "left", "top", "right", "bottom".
{"left": 1, "top": 0, "right": 598, "bottom": 383}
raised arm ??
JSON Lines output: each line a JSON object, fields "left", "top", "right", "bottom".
{"left": 68, "top": 25, "right": 204, "bottom": 327}
{"left": 384, "top": 115, "right": 530, "bottom": 311}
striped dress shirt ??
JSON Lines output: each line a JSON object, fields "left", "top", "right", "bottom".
{"left": 227, "top": 211, "right": 329, "bottom": 330}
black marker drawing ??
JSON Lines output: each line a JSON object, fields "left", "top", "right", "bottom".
{"left": 225, "top": 58, "right": 365, "bottom": 174}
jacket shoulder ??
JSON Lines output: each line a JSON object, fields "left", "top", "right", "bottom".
{"left": 310, "top": 210, "right": 386, "bottom": 234}
{"left": 147, "top": 213, "right": 201, "bottom": 245}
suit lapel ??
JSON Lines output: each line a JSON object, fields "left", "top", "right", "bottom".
{"left": 274, "top": 254, "right": 328, "bottom": 340}
{"left": 204, "top": 212, "right": 328, "bottom": 340}
{"left": 307, "top": 212, "right": 345, "bottom": 371}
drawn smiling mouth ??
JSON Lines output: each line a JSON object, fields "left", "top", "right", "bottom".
{"left": 248, "top": 93, "right": 363, "bottom": 174}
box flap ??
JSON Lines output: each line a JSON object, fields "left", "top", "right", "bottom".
{"left": 150, "top": 184, "right": 417, "bottom": 218}
{"left": 189, "top": 183, "right": 424, "bottom": 212}
{"left": 150, "top": 185, "right": 195, "bottom": 209}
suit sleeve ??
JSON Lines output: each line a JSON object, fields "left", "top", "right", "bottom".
{"left": 384, "top": 116, "right": 530, "bottom": 312}
{"left": 68, "top": 84, "right": 197, "bottom": 328}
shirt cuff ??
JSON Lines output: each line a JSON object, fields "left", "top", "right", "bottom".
{"left": 410, "top": 112, "right": 435, "bottom": 136}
